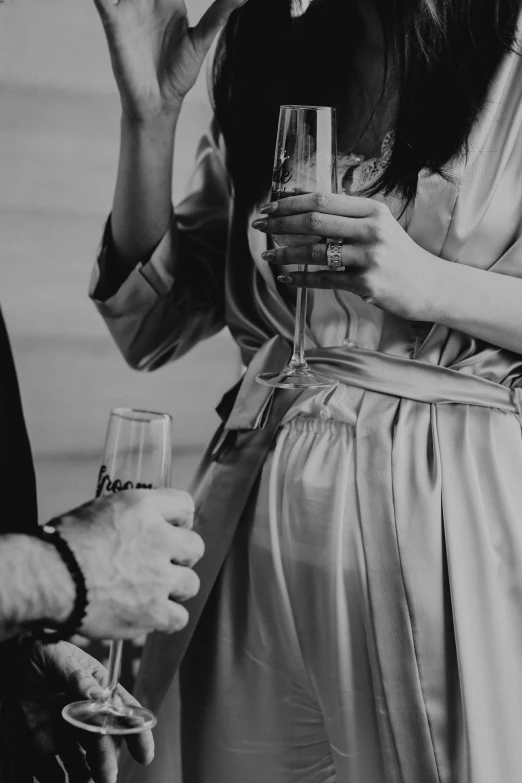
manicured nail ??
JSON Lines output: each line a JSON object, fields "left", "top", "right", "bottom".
{"left": 259, "top": 203, "right": 278, "bottom": 214}
{"left": 277, "top": 275, "right": 293, "bottom": 284}
{"left": 262, "top": 250, "right": 276, "bottom": 261}
{"left": 252, "top": 218, "right": 268, "bottom": 230}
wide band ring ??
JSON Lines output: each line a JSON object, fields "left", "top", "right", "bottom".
{"left": 326, "top": 240, "right": 345, "bottom": 271}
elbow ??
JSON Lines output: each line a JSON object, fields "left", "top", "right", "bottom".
{"left": 122, "top": 349, "right": 159, "bottom": 373}
{"left": 122, "top": 337, "right": 181, "bottom": 373}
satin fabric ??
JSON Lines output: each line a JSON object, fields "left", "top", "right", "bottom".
{"left": 118, "top": 339, "right": 522, "bottom": 783}
{"left": 89, "top": 30, "right": 522, "bottom": 783}
{"left": 181, "top": 414, "right": 389, "bottom": 783}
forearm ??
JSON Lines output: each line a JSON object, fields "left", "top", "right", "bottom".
{"left": 0, "top": 535, "right": 74, "bottom": 641}
{"left": 425, "top": 256, "right": 522, "bottom": 354}
{"left": 111, "top": 111, "right": 181, "bottom": 268}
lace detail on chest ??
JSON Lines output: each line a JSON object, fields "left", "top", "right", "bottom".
{"left": 338, "top": 130, "right": 394, "bottom": 194}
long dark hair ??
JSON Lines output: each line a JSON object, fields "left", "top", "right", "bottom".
{"left": 212, "top": 0, "right": 520, "bottom": 208}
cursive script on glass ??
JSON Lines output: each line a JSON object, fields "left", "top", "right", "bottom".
{"left": 272, "top": 155, "right": 293, "bottom": 199}
{"left": 96, "top": 465, "right": 153, "bottom": 498}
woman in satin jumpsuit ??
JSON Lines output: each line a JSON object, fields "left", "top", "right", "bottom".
{"left": 91, "top": 0, "right": 522, "bottom": 780}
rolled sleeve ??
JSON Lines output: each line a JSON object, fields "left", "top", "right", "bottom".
{"left": 90, "top": 214, "right": 176, "bottom": 315}
{"left": 89, "top": 121, "right": 230, "bottom": 371}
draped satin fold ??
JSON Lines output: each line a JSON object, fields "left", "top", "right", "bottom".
{"left": 121, "top": 336, "right": 522, "bottom": 783}
{"left": 103, "top": 31, "right": 522, "bottom": 783}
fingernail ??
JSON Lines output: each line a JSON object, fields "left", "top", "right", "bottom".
{"left": 252, "top": 218, "right": 268, "bottom": 230}
{"left": 277, "top": 275, "right": 293, "bottom": 284}
{"left": 259, "top": 203, "right": 278, "bottom": 214}
{"left": 262, "top": 250, "right": 276, "bottom": 261}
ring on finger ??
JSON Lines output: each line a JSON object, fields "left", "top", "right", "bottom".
{"left": 326, "top": 240, "right": 345, "bottom": 272}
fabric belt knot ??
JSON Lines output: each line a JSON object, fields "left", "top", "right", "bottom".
{"left": 223, "top": 335, "right": 522, "bottom": 432}
{"left": 126, "top": 334, "right": 522, "bottom": 783}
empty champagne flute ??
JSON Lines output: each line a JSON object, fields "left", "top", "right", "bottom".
{"left": 62, "top": 407, "right": 172, "bottom": 735}
{"left": 257, "top": 104, "right": 339, "bottom": 389}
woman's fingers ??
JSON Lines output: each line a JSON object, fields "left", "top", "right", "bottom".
{"left": 191, "top": 0, "right": 249, "bottom": 56}
{"left": 260, "top": 192, "right": 379, "bottom": 218}
{"left": 264, "top": 242, "right": 364, "bottom": 267}
{"left": 253, "top": 211, "right": 371, "bottom": 240}
{"left": 252, "top": 193, "right": 389, "bottom": 238}
{"left": 277, "top": 270, "right": 366, "bottom": 295}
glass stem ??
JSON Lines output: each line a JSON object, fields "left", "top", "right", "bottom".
{"left": 289, "top": 265, "right": 308, "bottom": 369}
{"left": 103, "top": 639, "right": 123, "bottom": 702}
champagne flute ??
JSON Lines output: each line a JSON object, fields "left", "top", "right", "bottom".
{"left": 62, "top": 408, "right": 172, "bottom": 735}
{"left": 257, "top": 105, "right": 339, "bottom": 389}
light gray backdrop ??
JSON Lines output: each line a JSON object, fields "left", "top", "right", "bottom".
{"left": 0, "top": 0, "right": 240, "bottom": 522}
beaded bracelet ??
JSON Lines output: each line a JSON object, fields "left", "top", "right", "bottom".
{"left": 32, "top": 524, "right": 89, "bottom": 643}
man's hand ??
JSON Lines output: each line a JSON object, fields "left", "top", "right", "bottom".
{"left": 56, "top": 488, "right": 204, "bottom": 639}
{"left": 12, "top": 639, "right": 153, "bottom": 783}
{"left": 0, "top": 489, "right": 203, "bottom": 643}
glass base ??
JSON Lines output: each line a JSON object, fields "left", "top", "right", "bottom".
{"left": 62, "top": 700, "right": 157, "bottom": 735}
{"left": 256, "top": 366, "right": 337, "bottom": 390}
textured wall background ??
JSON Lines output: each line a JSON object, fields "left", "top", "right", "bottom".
{"left": 0, "top": 0, "right": 240, "bottom": 523}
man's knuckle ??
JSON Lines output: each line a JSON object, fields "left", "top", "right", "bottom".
{"left": 167, "top": 527, "right": 200, "bottom": 564}
{"left": 123, "top": 489, "right": 150, "bottom": 511}
{"left": 190, "top": 532, "right": 205, "bottom": 560}
{"left": 190, "top": 570, "right": 201, "bottom": 594}
{"left": 168, "top": 490, "right": 195, "bottom": 527}
{"left": 167, "top": 604, "right": 189, "bottom": 633}
{"left": 182, "top": 529, "right": 205, "bottom": 563}
{"left": 148, "top": 518, "right": 171, "bottom": 546}
{"left": 181, "top": 569, "right": 201, "bottom": 599}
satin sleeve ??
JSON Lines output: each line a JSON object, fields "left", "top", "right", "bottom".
{"left": 89, "top": 122, "right": 231, "bottom": 371}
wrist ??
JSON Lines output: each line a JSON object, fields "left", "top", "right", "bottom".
{"left": 121, "top": 106, "right": 181, "bottom": 137}
{"left": 394, "top": 248, "right": 446, "bottom": 323}
{"left": 31, "top": 524, "right": 89, "bottom": 642}
{"left": 417, "top": 253, "right": 455, "bottom": 324}
{"left": 0, "top": 535, "right": 75, "bottom": 637}
{"left": 36, "top": 537, "right": 76, "bottom": 625}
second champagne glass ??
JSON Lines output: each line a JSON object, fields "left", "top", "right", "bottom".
{"left": 257, "top": 104, "right": 339, "bottom": 389}
{"left": 62, "top": 407, "right": 172, "bottom": 735}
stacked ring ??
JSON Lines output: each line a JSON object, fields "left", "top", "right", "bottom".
{"left": 326, "top": 240, "right": 345, "bottom": 271}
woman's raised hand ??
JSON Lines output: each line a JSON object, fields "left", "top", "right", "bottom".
{"left": 92, "top": 0, "right": 248, "bottom": 122}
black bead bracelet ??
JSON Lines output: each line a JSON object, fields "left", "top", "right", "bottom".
{"left": 32, "top": 524, "right": 89, "bottom": 643}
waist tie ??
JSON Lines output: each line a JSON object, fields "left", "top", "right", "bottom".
{"left": 127, "top": 335, "right": 522, "bottom": 783}
{"left": 223, "top": 335, "right": 522, "bottom": 432}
